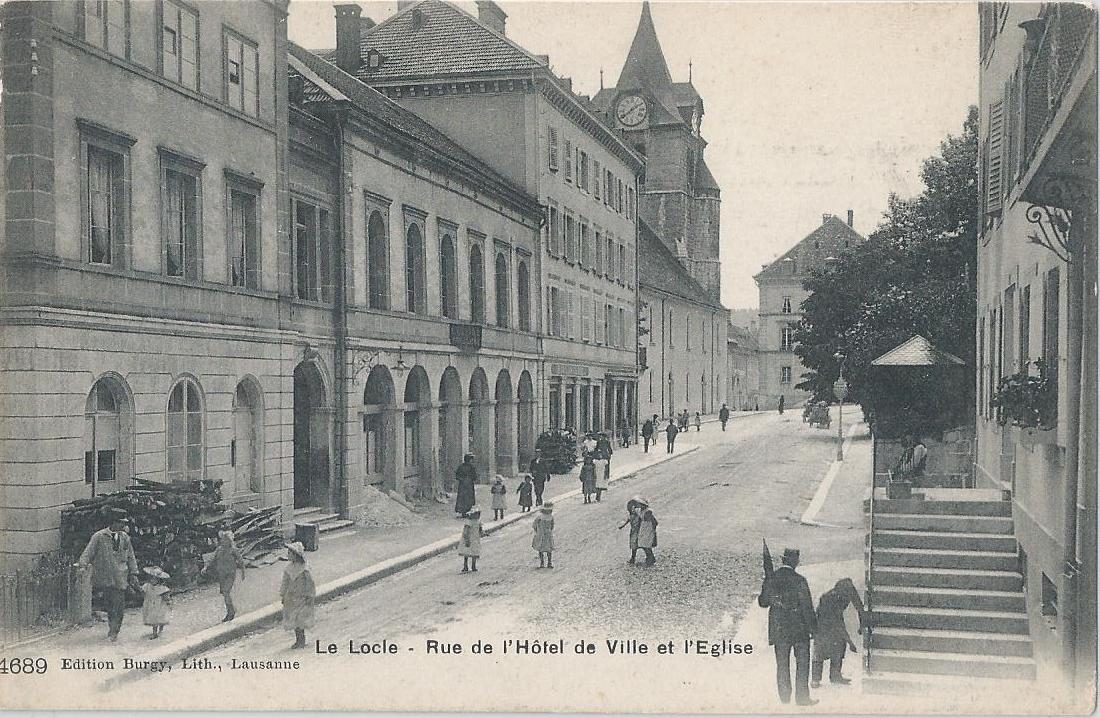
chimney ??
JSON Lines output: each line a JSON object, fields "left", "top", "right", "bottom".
{"left": 476, "top": 0, "right": 507, "bottom": 34}
{"left": 847, "top": 209, "right": 854, "bottom": 228}
{"left": 334, "top": 4, "right": 362, "bottom": 74}
{"left": 821, "top": 212, "right": 833, "bottom": 224}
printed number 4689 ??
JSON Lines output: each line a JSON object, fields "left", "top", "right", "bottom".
{"left": 0, "top": 657, "right": 48, "bottom": 674}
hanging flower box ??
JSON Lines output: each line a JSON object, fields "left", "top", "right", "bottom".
{"left": 992, "top": 359, "right": 1057, "bottom": 431}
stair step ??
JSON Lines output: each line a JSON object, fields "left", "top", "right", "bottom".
{"left": 872, "top": 529, "right": 1017, "bottom": 552}
{"left": 870, "top": 648, "right": 1036, "bottom": 680}
{"left": 862, "top": 670, "right": 1035, "bottom": 697}
{"left": 869, "top": 499, "right": 1011, "bottom": 516}
{"left": 872, "top": 565, "right": 1024, "bottom": 591}
{"left": 293, "top": 506, "right": 324, "bottom": 517}
{"left": 872, "top": 627, "right": 1033, "bottom": 657}
{"left": 873, "top": 605, "right": 1028, "bottom": 634}
{"left": 875, "top": 513, "right": 1015, "bottom": 533}
{"left": 317, "top": 519, "right": 356, "bottom": 533}
{"left": 874, "top": 585, "right": 1025, "bottom": 612}
{"left": 873, "top": 547, "right": 1018, "bottom": 571}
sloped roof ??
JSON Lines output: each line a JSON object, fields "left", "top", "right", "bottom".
{"left": 754, "top": 215, "right": 865, "bottom": 281}
{"left": 288, "top": 43, "right": 541, "bottom": 218}
{"left": 616, "top": 2, "right": 673, "bottom": 92}
{"left": 871, "top": 335, "right": 966, "bottom": 367}
{"left": 352, "top": 0, "right": 545, "bottom": 82}
{"left": 638, "top": 220, "right": 723, "bottom": 309}
{"left": 695, "top": 157, "right": 720, "bottom": 192}
{"left": 727, "top": 323, "right": 759, "bottom": 351}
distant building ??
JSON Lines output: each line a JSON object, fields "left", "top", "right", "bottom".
{"left": 636, "top": 221, "right": 727, "bottom": 423}
{"left": 754, "top": 212, "right": 864, "bottom": 409}
{"left": 726, "top": 323, "right": 761, "bottom": 411}
{"left": 975, "top": 3, "right": 1096, "bottom": 689}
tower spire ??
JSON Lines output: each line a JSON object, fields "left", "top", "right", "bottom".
{"left": 615, "top": 1, "right": 674, "bottom": 92}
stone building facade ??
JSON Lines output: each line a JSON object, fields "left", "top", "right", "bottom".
{"left": 592, "top": 1, "right": 722, "bottom": 303}
{"left": 637, "top": 221, "right": 727, "bottom": 424}
{"left": 341, "top": 0, "right": 644, "bottom": 438}
{"left": 753, "top": 212, "right": 863, "bottom": 410}
{"left": 726, "top": 323, "right": 761, "bottom": 411}
{"left": 974, "top": 2, "right": 1095, "bottom": 688}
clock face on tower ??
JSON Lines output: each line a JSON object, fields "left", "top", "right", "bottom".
{"left": 616, "top": 95, "right": 648, "bottom": 127}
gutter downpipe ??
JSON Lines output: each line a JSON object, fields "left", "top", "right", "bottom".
{"left": 333, "top": 108, "right": 351, "bottom": 518}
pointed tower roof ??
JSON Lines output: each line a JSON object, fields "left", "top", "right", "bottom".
{"left": 617, "top": 2, "right": 674, "bottom": 92}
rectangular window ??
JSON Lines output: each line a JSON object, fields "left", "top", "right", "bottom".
{"left": 162, "top": 165, "right": 200, "bottom": 280}
{"left": 782, "top": 296, "right": 792, "bottom": 314}
{"left": 161, "top": 1, "right": 198, "bottom": 89}
{"left": 564, "top": 139, "right": 573, "bottom": 183}
{"left": 1019, "top": 285, "right": 1031, "bottom": 368}
{"left": 87, "top": 146, "right": 124, "bottom": 266}
{"left": 595, "top": 230, "right": 604, "bottom": 275}
{"left": 580, "top": 221, "right": 592, "bottom": 268}
{"left": 605, "top": 304, "right": 613, "bottom": 347}
{"left": 582, "top": 292, "right": 592, "bottom": 341}
{"left": 580, "top": 151, "right": 589, "bottom": 192}
{"left": 593, "top": 160, "right": 601, "bottom": 200}
{"left": 781, "top": 325, "right": 795, "bottom": 352}
{"left": 595, "top": 298, "right": 604, "bottom": 344}
{"left": 781, "top": 366, "right": 792, "bottom": 384}
{"left": 619, "top": 307, "right": 626, "bottom": 348}
{"left": 606, "top": 236, "right": 615, "bottom": 279}
{"left": 85, "top": 0, "right": 128, "bottom": 57}
{"left": 564, "top": 212, "right": 575, "bottom": 262}
{"left": 618, "top": 178, "right": 624, "bottom": 212}
{"left": 293, "top": 198, "right": 332, "bottom": 302}
{"left": 228, "top": 185, "right": 259, "bottom": 288}
{"left": 224, "top": 30, "right": 259, "bottom": 117}
{"left": 548, "top": 126, "right": 559, "bottom": 171}
{"left": 618, "top": 243, "right": 626, "bottom": 282}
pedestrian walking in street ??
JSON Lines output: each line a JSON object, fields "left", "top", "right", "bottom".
{"left": 517, "top": 474, "right": 534, "bottom": 512}
{"left": 719, "top": 403, "right": 730, "bottom": 431}
{"left": 529, "top": 451, "right": 550, "bottom": 506}
{"left": 459, "top": 506, "right": 483, "bottom": 573}
{"left": 621, "top": 497, "right": 645, "bottom": 564}
{"left": 758, "top": 547, "right": 817, "bottom": 706}
{"left": 641, "top": 417, "right": 654, "bottom": 453}
{"left": 210, "top": 529, "right": 246, "bottom": 622}
{"left": 694, "top": 411, "right": 702, "bottom": 431}
{"left": 665, "top": 419, "right": 679, "bottom": 454}
{"left": 592, "top": 449, "right": 609, "bottom": 502}
{"left": 140, "top": 567, "right": 171, "bottom": 640}
{"left": 596, "top": 432, "right": 613, "bottom": 483}
{"left": 811, "top": 577, "right": 867, "bottom": 688}
{"left": 77, "top": 515, "right": 138, "bottom": 642}
{"left": 618, "top": 417, "right": 630, "bottom": 448}
{"left": 635, "top": 502, "right": 659, "bottom": 566}
{"left": 280, "top": 542, "right": 316, "bottom": 650}
{"left": 490, "top": 475, "right": 508, "bottom": 521}
{"left": 778, "top": 395, "right": 786, "bottom": 415}
{"left": 579, "top": 454, "right": 596, "bottom": 503}
{"left": 582, "top": 432, "right": 598, "bottom": 457}
{"left": 454, "top": 453, "right": 478, "bottom": 517}
{"left": 532, "top": 502, "right": 555, "bottom": 569}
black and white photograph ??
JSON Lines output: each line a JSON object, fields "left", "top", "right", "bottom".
{"left": 0, "top": 0, "right": 1095, "bottom": 712}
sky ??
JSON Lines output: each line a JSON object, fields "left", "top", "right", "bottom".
{"left": 287, "top": 1, "right": 978, "bottom": 310}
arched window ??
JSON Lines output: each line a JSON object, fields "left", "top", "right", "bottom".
{"left": 233, "top": 379, "right": 263, "bottom": 495}
{"left": 495, "top": 252, "right": 510, "bottom": 328}
{"left": 367, "top": 211, "right": 388, "bottom": 309}
{"left": 167, "top": 377, "right": 204, "bottom": 482}
{"left": 517, "top": 260, "right": 531, "bottom": 331}
{"left": 405, "top": 224, "right": 425, "bottom": 314}
{"left": 85, "top": 378, "right": 130, "bottom": 495}
{"left": 469, "top": 244, "right": 485, "bottom": 323}
{"left": 440, "top": 234, "right": 457, "bottom": 319}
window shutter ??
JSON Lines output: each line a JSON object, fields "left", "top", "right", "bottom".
{"left": 548, "top": 126, "right": 559, "bottom": 171}
{"left": 595, "top": 299, "right": 604, "bottom": 344}
{"left": 625, "top": 245, "right": 633, "bottom": 286}
{"left": 593, "top": 160, "right": 601, "bottom": 199}
{"left": 986, "top": 98, "right": 1005, "bottom": 215}
{"left": 564, "top": 139, "right": 573, "bottom": 182}
{"left": 1002, "top": 71, "right": 1019, "bottom": 202}
{"left": 582, "top": 293, "right": 592, "bottom": 341}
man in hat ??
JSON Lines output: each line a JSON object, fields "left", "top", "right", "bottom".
{"left": 454, "top": 453, "right": 478, "bottom": 517}
{"left": 719, "top": 403, "right": 730, "bottom": 431}
{"left": 757, "top": 547, "right": 817, "bottom": 706}
{"left": 78, "top": 516, "right": 138, "bottom": 641}
{"left": 528, "top": 450, "right": 551, "bottom": 507}
{"left": 641, "top": 416, "right": 655, "bottom": 453}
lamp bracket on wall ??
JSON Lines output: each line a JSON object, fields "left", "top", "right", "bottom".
{"left": 351, "top": 350, "right": 381, "bottom": 384}
{"left": 1025, "top": 204, "right": 1073, "bottom": 263}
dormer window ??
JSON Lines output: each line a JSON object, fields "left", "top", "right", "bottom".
{"left": 367, "top": 49, "right": 383, "bottom": 69}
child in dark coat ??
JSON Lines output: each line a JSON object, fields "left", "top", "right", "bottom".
{"left": 517, "top": 475, "right": 534, "bottom": 512}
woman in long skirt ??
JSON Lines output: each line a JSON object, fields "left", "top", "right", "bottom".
{"left": 579, "top": 455, "right": 596, "bottom": 503}
{"left": 592, "top": 451, "right": 609, "bottom": 502}
{"left": 531, "top": 502, "right": 555, "bottom": 568}
{"left": 281, "top": 542, "right": 316, "bottom": 649}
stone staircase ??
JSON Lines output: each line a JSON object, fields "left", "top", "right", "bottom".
{"left": 293, "top": 506, "right": 355, "bottom": 536}
{"left": 863, "top": 490, "right": 1035, "bottom": 694}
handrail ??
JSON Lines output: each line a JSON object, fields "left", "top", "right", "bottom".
{"left": 863, "top": 468, "right": 880, "bottom": 674}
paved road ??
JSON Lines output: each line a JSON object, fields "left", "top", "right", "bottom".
{"left": 114, "top": 410, "right": 866, "bottom": 712}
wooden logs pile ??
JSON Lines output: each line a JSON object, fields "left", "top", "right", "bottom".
{"left": 223, "top": 506, "right": 284, "bottom": 567}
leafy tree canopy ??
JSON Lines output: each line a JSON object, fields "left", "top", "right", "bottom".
{"left": 794, "top": 106, "right": 978, "bottom": 437}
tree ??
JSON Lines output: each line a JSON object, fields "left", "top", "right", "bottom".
{"left": 794, "top": 106, "right": 978, "bottom": 436}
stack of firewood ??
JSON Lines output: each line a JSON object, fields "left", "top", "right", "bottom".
{"left": 224, "top": 505, "right": 284, "bottom": 567}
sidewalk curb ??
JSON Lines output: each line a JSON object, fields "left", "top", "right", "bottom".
{"left": 99, "top": 443, "right": 700, "bottom": 690}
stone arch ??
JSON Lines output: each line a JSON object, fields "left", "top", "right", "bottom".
{"left": 84, "top": 372, "right": 135, "bottom": 497}
{"left": 232, "top": 375, "right": 265, "bottom": 496}
{"left": 494, "top": 369, "right": 515, "bottom": 475}
{"left": 362, "top": 364, "right": 397, "bottom": 492}
{"left": 400, "top": 366, "right": 434, "bottom": 497}
{"left": 467, "top": 367, "right": 492, "bottom": 479}
{"left": 293, "top": 360, "right": 332, "bottom": 508}
{"left": 438, "top": 367, "right": 464, "bottom": 491}
{"left": 517, "top": 370, "right": 535, "bottom": 471}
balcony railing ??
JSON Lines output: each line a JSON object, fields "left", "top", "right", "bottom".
{"left": 1022, "top": 4, "right": 1095, "bottom": 163}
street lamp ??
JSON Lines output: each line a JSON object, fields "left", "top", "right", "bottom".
{"left": 833, "top": 352, "right": 848, "bottom": 461}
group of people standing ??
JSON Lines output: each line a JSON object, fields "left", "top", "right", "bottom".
{"left": 579, "top": 431, "right": 614, "bottom": 503}
{"left": 639, "top": 413, "right": 690, "bottom": 454}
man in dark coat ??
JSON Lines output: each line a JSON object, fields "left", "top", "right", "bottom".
{"left": 778, "top": 395, "right": 785, "bottom": 414}
{"left": 665, "top": 419, "right": 679, "bottom": 454}
{"left": 78, "top": 516, "right": 138, "bottom": 642}
{"left": 719, "top": 404, "right": 730, "bottom": 431}
{"left": 811, "top": 578, "right": 867, "bottom": 687}
{"left": 758, "top": 548, "right": 817, "bottom": 706}
{"left": 595, "top": 432, "right": 613, "bottom": 482}
{"left": 641, "top": 418, "right": 654, "bottom": 453}
{"left": 528, "top": 450, "right": 551, "bottom": 506}
{"left": 454, "top": 454, "right": 478, "bottom": 517}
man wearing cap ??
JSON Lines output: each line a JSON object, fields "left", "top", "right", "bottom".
{"left": 78, "top": 516, "right": 138, "bottom": 642}
{"left": 757, "top": 547, "right": 817, "bottom": 706}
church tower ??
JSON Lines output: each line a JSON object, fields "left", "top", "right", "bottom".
{"left": 593, "top": 1, "right": 722, "bottom": 301}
